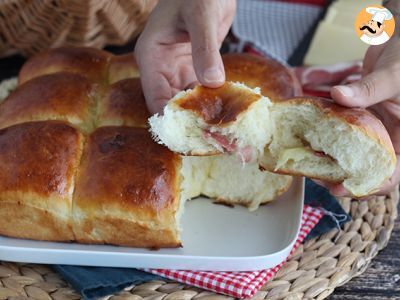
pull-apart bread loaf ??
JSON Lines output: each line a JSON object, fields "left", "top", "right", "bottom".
{"left": 150, "top": 54, "right": 396, "bottom": 197}
{"left": 0, "top": 48, "right": 293, "bottom": 247}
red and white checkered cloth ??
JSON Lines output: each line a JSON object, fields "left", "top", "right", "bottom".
{"left": 145, "top": 205, "right": 323, "bottom": 299}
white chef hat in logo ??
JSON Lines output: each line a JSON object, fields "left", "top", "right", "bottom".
{"left": 366, "top": 7, "right": 393, "bottom": 24}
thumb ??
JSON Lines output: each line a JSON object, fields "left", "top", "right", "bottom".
{"left": 331, "top": 70, "right": 397, "bottom": 108}
{"left": 183, "top": 5, "right": 225, "bottom": 87}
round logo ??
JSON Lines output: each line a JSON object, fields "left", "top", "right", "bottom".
{"left": 355, "top": 5, "right": 395, "bottom": 46}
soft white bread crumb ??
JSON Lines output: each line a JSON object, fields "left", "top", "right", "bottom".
{"left": 149, "top": 94, "right": 216, "bottom": 155}
{"left": 149, "top": 82, "right": 272, "bottom": 157}
{"left": 262, "top": 101, "right": 396, "bottom": 196}
{"left": 180, "top": 155, "right": 292, "bottom": 211}
{"left": 180, "top": 155, "right": 213, "bottom": 200}
{"left": 202, "top": 155, "right": 292, "bottom": 211}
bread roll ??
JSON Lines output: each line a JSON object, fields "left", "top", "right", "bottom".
{"left": 108, "top": 54, "right": 140, "bottom": 84}
{"left": 149, "top": 53, "right": 302, "bottom": 160}
{"left": 0, "top": 121, "right": 83, "bottom": 241}
{"left": 19, "top": 47, "right": 111, "bottom": 84}
{"left": 0, "top": 73, "right": 96, "bottom": 132}
{"left": 223, "top": 53, "right": 302, "bottom": 100}
{"left": 260, "top": 97, "right": 396, "bottom": 196}
{"left": 97, "top": 78, "right": 150, "bottom": 128}
{"left": 73, "top": 127, "right": 182, "bottom": 247}
{"left": 149, "top": 82, "right": 272, "bottom": 161}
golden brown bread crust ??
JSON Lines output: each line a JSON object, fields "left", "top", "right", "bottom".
{"left": 0, "top": 203, "right": 75, "bottom": 242}
{"left": 223, "top": 53, "right": 302, "bottom": 100}
{"left": 74, "top": 217, "right": 182, "bottom": 248}
{"left": 264, "top": 166, "right": 345, "bottom": 184}
{"left": 108, "top": 54, "right": 140, "bottom": 84}
{"left": 97, "top": 78, "right": 150, "bottom": 128}
{"left": 73, "top": 126, "right": 182, "bottom": 247}
{"left": 0, "top": 121, "right": 84, "bottom": 241}
{"left": 174, "top": 82, "right": 262, "bottom": 125}
{"left": 19, "top": 47, "right": 112, "bottom": 84}
{"left": 0, "top": 72, "right": 96, "bottom": 132}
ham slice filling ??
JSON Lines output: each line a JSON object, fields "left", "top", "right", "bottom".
{"left": 203, "top": 130, "right": 254, "bottom": 163}
{"left": 314, "top": 151, "right": 327, "bottom": 157}
{"left": 202, "top": 130, "right": 329, "bottom": 164}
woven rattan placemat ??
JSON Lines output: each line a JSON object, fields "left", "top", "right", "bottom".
{"left": 0, "top": 79, "right": 398, "bottom": 299}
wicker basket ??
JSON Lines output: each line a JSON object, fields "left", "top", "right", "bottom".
{"left": 0, "top": 0, "right": 157, "bottom": 57}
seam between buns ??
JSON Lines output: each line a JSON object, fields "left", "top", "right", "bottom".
{"left": 70, "top": 132, "right": 87, "bottom": 241}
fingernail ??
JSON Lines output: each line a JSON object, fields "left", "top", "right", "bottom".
{"left": 334, "top": 86, "right": 354, "bottom": 98}
{"left": 203, "top": 67, "right": 224, "bottom": 84}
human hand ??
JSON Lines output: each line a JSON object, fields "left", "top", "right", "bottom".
{"left": 135, "top": 0, "right": 236, "bottom": 114}
{"left": 326, "top": 35, "right": 400, "bottom": 197}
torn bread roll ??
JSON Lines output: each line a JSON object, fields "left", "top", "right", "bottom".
{"left": 149, "top": 82, "right": 272, "bottom": 162}
{"left": 149, "top": 53, "right": 300, "bottom": 161}
{"left": 260, "top": 97, "right": 396, "bottom": 197}
{"left": 150, "top": 84, "right": 396, "bottom": 197}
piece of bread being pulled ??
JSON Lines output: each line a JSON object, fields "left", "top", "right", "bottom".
{"left": 149, "top": 82, "right": 272, "bottom": 163}
{"left": 150, "top": 84, "right": 396, "bottom": 197}
{"left": 261, "top": 97, "right": 396, "bottom": 197}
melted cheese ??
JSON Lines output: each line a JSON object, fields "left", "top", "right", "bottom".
{"left": 275, "top": 147, "right": 316, "bottom": 170}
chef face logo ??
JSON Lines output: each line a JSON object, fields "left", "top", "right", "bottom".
{"left": 355, "top": 5, "right": 395, "bottom": 45}
{"left": 360, "top": 20, "right": 385, "bottom": 37}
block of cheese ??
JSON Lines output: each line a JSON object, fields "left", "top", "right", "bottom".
{"left": 304, "top": 21, "right": 369, "bottom": 66}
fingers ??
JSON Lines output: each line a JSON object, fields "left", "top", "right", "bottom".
{"left": 331, "top": 69, "right": 399, "bottom": 108}
{"left": 140, "top": 68, "right": 172, "bottom": 115}
{"left": 138, "top": 58, "right": 199, "bottom": 115}
{"left": 332, "top": 38, "right": 400, "bottom": 108}
{"left": 183, "top": 1, "right": 225, "bottom": 87}
{"left": 134, "top": 36, "right": 168, "bottom": 114}
{"left": 312, "top": 180, "right": 351, "bottom": 197}
{"left": 136, "top": 50, "right": 198, "bottom": 115}
{"left": 373, "top": 155, "right": 400, "bottom": 195}
{"left": 313, "top": 155, "right": 400, "bottom": 198}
